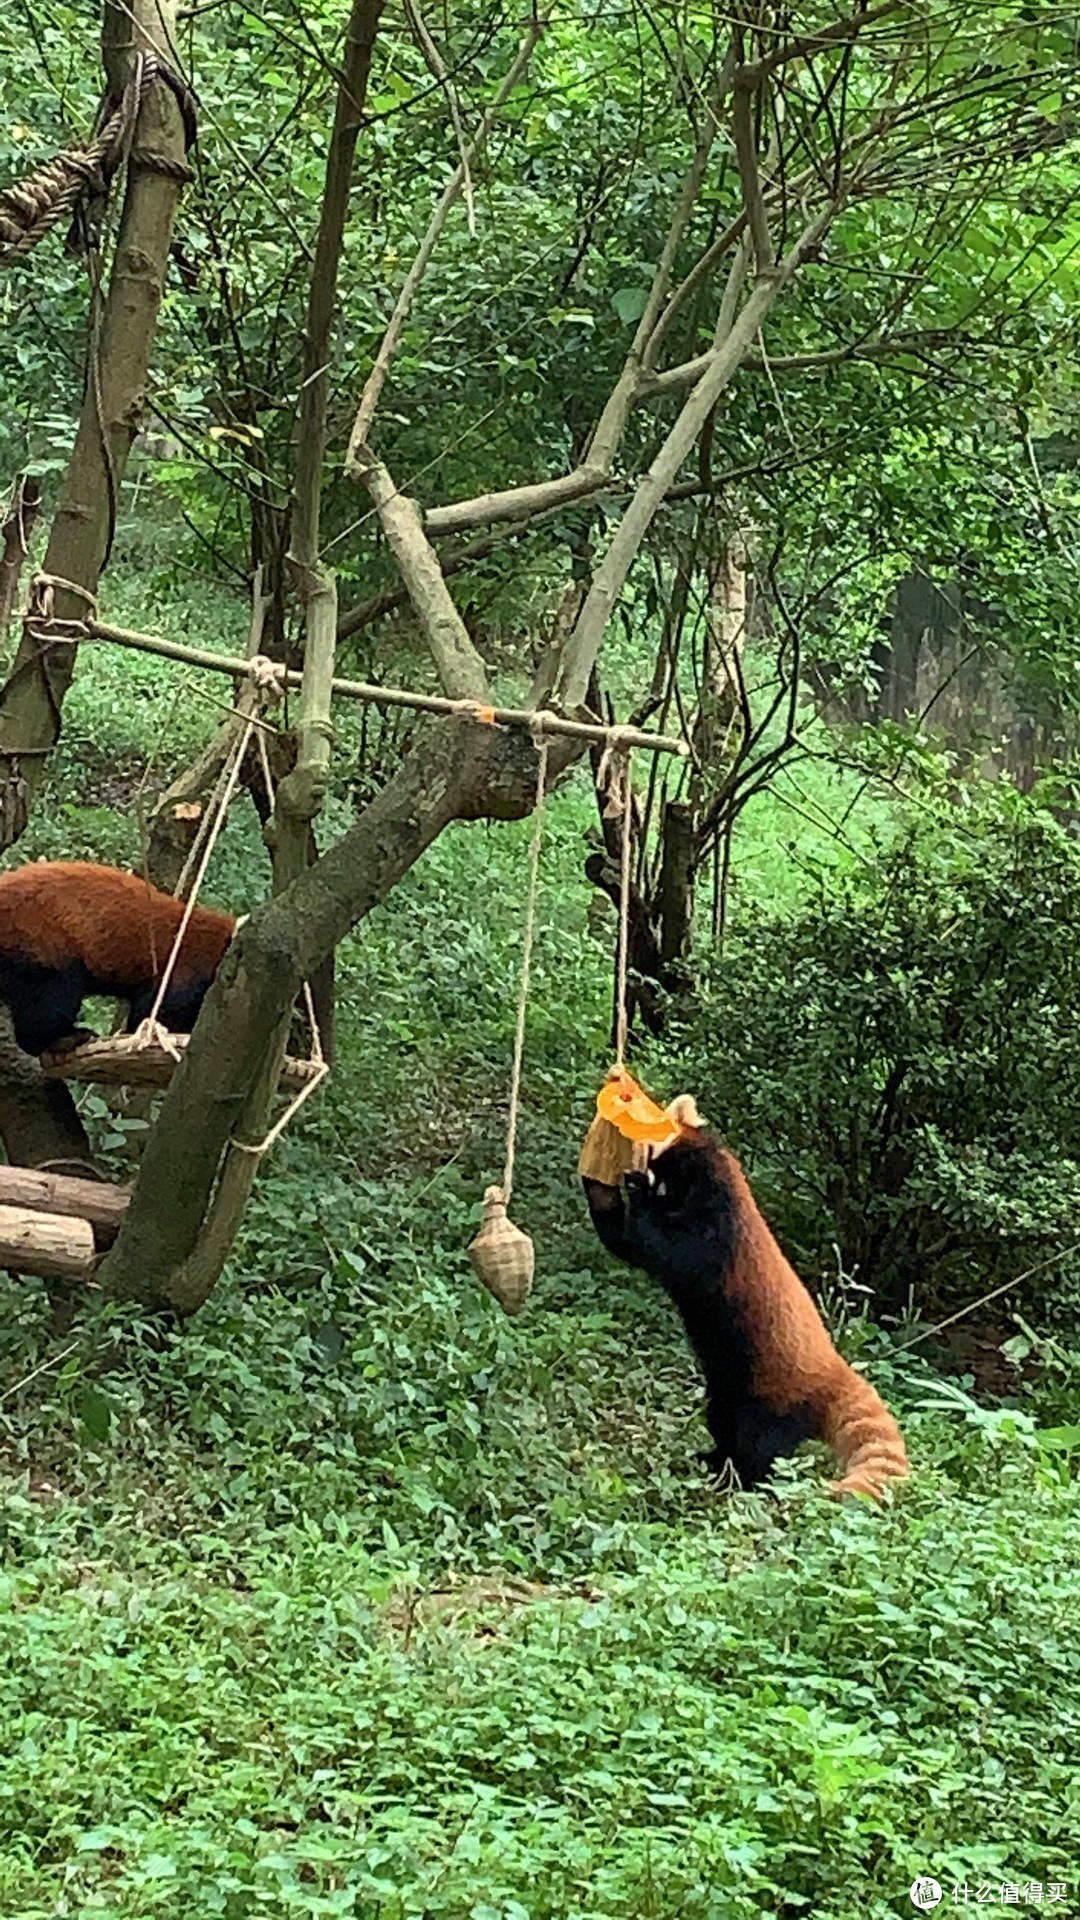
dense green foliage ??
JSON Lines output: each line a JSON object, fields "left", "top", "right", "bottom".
{"left": 1, "top": 634, "right": 1079, "bottom": 1915}
{"left": 678, "top": 798, "right": 1080, "bottom": 1325}
{"left": 4, "top": 0, "right": 1080, "bottom": 716}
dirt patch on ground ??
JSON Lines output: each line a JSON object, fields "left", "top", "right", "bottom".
{"left": 920, "top": 1313, "right": 1023, "bottom": 1399}
{"left": 383, "top": 1571, "right": 604, "bottom": 1647}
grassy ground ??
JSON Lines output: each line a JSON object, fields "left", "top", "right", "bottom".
{"left": 1, "top": 575, "right": 1078, "bottom": 1917}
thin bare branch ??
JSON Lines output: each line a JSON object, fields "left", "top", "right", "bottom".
{"left": 422, "top": 464, "right": 609, "bottom": 539}
{"left": 405, "top": 0, "right": 476, "bottom": 236}
{"left": 555, "top": 201, "right": 839, "bottom": 713}
{"left": 744, "top": 0, "right": 908, "bottom": 85}
{"left": 642, "top": 211, "right": 748, "bottom": 373}
{"left": 345, "top": 19, "right": 544, "bottom": 466}
{"left": 77, "top": 618, "right": 686, "bottom": 751}
{"left": 732, "top": 70, "right": 774, "bottom": 274}
{"left": 585, "top": 48, "right": 736, "bottom": 471}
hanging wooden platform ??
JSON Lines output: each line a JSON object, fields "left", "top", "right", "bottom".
{"left": 39, "top": 1032, "right": 322, "bottom": 1093}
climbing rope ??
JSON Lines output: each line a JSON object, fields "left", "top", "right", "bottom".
{"left": 596, "top": 725, "right": 636, "bottom": 1070}
{"left": 0, "top": 51, "right": 197, "bottom": 269}
{"left": 139, "top": 654, "right": 285, "bottom": 1050}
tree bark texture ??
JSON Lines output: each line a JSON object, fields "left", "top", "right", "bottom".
{"left": 0, "top": 0, "right": 190, "bottom": 837}
{"left": 97, "top": 714, "right": 539, "bottom": 1309}
{"left": 0, "top": 476, "right": 42, "bottom": 642}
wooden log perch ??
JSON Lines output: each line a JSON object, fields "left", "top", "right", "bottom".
{"left": 0, "top": 1203, "right": 96, "bottom": 1281}
{"left": 40, "top": 1032, "right": 322, "bottom": 1093}
{"left": 0, "top": 1166, "right": 130, "bottom": 1246}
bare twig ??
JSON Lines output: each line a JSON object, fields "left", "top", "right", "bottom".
{"left": 68, "top": 616, "right": 686, "bottom": 750}
{"left": 732, "top": 70, "right": 774, "bottom": 274}
{"left": 556, "top": 201, "right": 840, "bottom": 711}
{"left": 345, "top": 18, "right": 544, "bottom": 465}
{"left": 405, "top": 0, "right": 476, "bottom": 236}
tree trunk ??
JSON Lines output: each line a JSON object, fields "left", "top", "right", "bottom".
{"left": 0, "top": 475, "right": 42, "bottom": 643}
{"left": 97, "top": 713, "right": 536, "bottom": 1311}
{"left": 0, "top": 0, "right": 191, "bottom": 842}
{"left": 658, "top": 799, "right": 695, "bottom": 970}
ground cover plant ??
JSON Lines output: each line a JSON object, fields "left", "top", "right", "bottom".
{"left": 3, "top": 0, "right": 1080, "bottom": 1909}
{"left": 1, "top": 631, "right": 1079, "bottom": 1918}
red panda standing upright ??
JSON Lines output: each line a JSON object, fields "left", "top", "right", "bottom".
{"left": 0, "top": 861, "right": 236, "bottom": 1056}
{"left": 583, "top": 1096, "right": 908, "bottom": 1500}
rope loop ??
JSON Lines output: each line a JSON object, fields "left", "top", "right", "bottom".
{"left": 593, "top": 724, "right": 637, "bottom": 1072}
{"left": 28, "top": 571, "right": 99, "bottom": 624}
{"left": 606, "top": 723, "right": 637, "bottom": 754}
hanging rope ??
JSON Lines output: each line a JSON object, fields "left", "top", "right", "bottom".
{"left": 614, "top": 742, "right": 634, "bottom": 1071}
{"left": 467, "top": 719, "right": 550, "bottom": 1315}
{"left": 225, "top": 705, "right": 331, "bottom": 1161}
{"left": 499, "top": 721, "right": 549, "bottom": 1207}
{"left": 228, "top": 976, "right": 329, "bottom": 1160}
{"left": 137, "top": 655, "right": 284, "bottom": 1051}
{"left": 596, "top": 726, "right": 636, "bottom": 1071}
{"left": 0, "top": 51, "right": 196, "bottom": 269}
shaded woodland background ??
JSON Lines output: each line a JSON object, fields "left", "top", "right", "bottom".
{"left": 1, "top": 1, "right": 1080, "bottom": 1912}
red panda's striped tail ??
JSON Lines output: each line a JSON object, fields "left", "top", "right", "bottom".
{"left": 821, "top": 1361, "right": 909, "bottom": 1500}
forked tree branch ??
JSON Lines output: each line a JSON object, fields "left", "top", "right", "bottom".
{"left": 584, "top": 49, "right": 736, "bottom": 473}
{"left": 354, "top": 446, "right": 490, "bottom": 700}
{"left": 555, "top": 201, "right": 839, "bottom": 712}
{"left": 743, "top": 0, "right": 907, "bottom": 84}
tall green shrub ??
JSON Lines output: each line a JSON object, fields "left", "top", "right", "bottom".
{"left": 675, "top": 798, "right": 1080, "bottom": 1320}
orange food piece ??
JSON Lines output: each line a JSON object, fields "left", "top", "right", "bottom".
{"left": 597, "top": 1071, "right": 679, "bottom": 1144}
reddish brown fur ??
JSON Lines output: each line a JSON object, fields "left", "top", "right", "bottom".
{"left": 588, "top": 1097, "right": 909, "bottom": 1501}
{"left": 711, "top": 1146, "right": 909, "bottom": 1499}
{"left": 0, "top": 861, "right": 234, "bottom": 988}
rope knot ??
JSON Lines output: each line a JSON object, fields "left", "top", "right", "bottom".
{"left": 28, "top": 571, "right": 98, "bottom": 627}
{"left": 246, "top": 654, "right": 286, "bottom": 702}
{"left": 605, "top": 725, "right": 637, "bottom": 754}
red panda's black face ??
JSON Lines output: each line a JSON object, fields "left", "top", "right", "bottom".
{"left": 625, "top": 1135, "right": 720, "bottom": 1220}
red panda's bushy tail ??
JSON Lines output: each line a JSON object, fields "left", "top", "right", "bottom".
{"left": 820, "top": 1360, "right": 909, "bottom": 1500}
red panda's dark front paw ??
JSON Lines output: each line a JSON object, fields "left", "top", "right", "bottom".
{"left": 40, "top": 1027, "right": 96, "bottom": 1060}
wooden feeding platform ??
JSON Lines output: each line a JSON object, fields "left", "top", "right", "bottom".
{"left": 0, "top": 1166, "right": 131, "bottom": 1283}
{"left": 39, "top": 1032, "right": 322, "bottom": 1093}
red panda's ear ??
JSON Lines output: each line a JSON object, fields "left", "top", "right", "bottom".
{"left": 666, "top": 1093, "right": 706, "bottom": 1131}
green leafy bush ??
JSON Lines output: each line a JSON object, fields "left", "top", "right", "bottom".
{"left": 676, "top": 796, "right": 1080, "bottom": 1321}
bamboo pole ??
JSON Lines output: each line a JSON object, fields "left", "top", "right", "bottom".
{"left": 63, "top": 619, "right": 689, "bottom": 755}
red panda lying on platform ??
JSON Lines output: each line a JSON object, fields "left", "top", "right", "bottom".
{"left": 0, "top": 861, "right": 236, "bottom": 1057}
{"left": 583, "top": 1097, "right": 908, "bottom": 1500}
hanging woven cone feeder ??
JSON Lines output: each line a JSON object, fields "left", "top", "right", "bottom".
{"left": 468, "top": 1185, "right": 534, "bottom": 1316}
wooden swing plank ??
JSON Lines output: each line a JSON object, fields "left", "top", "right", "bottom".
{"left": 40, "top": 1033, "right": 322, "bottom": 1093}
